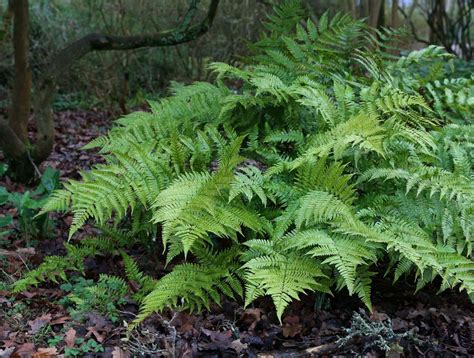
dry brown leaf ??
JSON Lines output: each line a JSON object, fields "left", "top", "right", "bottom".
{"left": 32, "top": 347, "right": 58, "bottom": 357}
{"left": 0, "top": 296, "right": 11, "bottom": 306}
{"left": 201, "top": 328, "right": 233, "bottom": 344}
{"left": 0, "top": 325, "right": 10, "bottom": 340}
{"left": 28, "top": 314, "right": 52, "bottom": 334}
{"left": 64, "top": 328, "right": 77, "bottom": 348}
{"left": 230, "top": 340, "right": 248, "bottom": 355}
{"left": 282, "top": 323, "right": 303, "bottom": 338}
{"left": 283, "top": 314, "right": 300, "bottom": 324}
{"left": 86, "top": 327, "right": 105, "bottom": 343}
{"left": 11, "top": 343, "right": 35, "bottom": 358}
{"left": 50, "top": 316, "right": 70, "bottom": 326}
{"left": 111, "top": 346, "right": 131, "bottom": 358}
{"left": 241, "top": 308, "right": 262, "bottom": 331}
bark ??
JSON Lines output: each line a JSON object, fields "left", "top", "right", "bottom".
{"left": 345, "top": 0, "right": 357, "bottom": 18}
{"left": 362, "top": 0, "right": 369, "bottom": 18}
{"left": 0, "top": 0, "right": 221, "bottom": 182}
{"left": 377, "top": 0, "right": 385, "bottom": 28}
{"left": 391, "top": 0, "right": 399, "bottom": 27}
{"left": 1, "top": 0, "right": 33, "bottom": 181}
{"left": 368, "top": 0, "right": 383, "bottom": 28}
{"left": 9, "top": 0, "right": 30, "bottom": 145}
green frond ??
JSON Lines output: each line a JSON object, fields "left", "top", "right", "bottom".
{"left": 121, "top": 252, "right": 157, "bottom": 302}
{"left": 229, "top": 166, "right": 267, "bottom": 206}
{"left": 132, "top": 249, "right": 243, "bottom": 327}
{"left": 295, "top": 190, "right": 355, "bottom": 228}
{"left": 244, "top": 250, "right": 329, "bottom": 321}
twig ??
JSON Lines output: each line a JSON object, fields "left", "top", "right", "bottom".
{"left": 305, "top": 342, "right": 342, "bottom": 355}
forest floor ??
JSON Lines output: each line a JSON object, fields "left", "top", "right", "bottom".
{"left": 0, "top": 110, "right": 473, "bottom": 357}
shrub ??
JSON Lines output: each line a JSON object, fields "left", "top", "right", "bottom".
{"left": 17, "top": 1, "right": 474, "bottom": 326}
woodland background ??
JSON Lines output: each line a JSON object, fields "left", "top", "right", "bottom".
{"left": 0, "top": 0, "right": 471, "bottom": 115}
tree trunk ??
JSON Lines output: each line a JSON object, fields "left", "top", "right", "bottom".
{"left": 391, "top": 0, "right": 399, "bottom": 27}
{"left": 345, "top": 0, "right": 357, "bottom": 18}
{"left": 0, "top": 0, "right": 34, "bottom": 182}
{"left": 368, "top": 0, "right": 383, "bottom": 28}
{"left": 377, "top": 0, "right": 385, "bottom": 28}
{"left": 0, "top": 0, "right": 220, "bottom": 183}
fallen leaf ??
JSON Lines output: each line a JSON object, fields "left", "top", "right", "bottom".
{"left": 230, "top": 339, "right": 248, "bottom": 354}
{"left": 0, "top": 325, "right": 10, "bottom": 340}
{"left": 0, "top": 347, "right": 15, "bottom": 358}
{"left": 20, "top": 291, "right": 37, "bottom": 299}
{"left": 240, "top": 308, "right": 261, "bottom": 331}
{"left": 86, "top": 327, "right": 105, "bottom": 343}
{"left": 50, "top": 316, "right": 70, "bottom": 325}
{"left": 172, "top": 313, "right": 196, "bottom": 334}
{"left": 0, "top": 249, "right": 19, "bottom": 257}
{"left": 32, "top": 347, "right": 58, "bottom": 357}
{"left": 283, "top": 315, "right": 300, "bottom": 325}
{"left": 83, "top": 312, "right": 110, "bottom": 331}
{"left": 111, "top": 347, "right": 130, "bottom": 358}
{"left": 3, "top": 340, "right": 17, "bottom": 348}
{"left": 370, "top": 310, "right": 389, "bottom": 322}
{"left": 391, "top": 318, "right": 409, "bottom": 331}
{"left": 282, "top": 323, "right": 303, "bottom": 338}
{"left": 11, "top": 343, "right": 35, "bottom": 358}
{"left": 64, "top": 328, "right": 76, "bottom": 348}
{"left": 28, "top": 314, "right": 52, "bottom": 334}
{"left": 201, "top": 328, "right": 233, "bottom": 345}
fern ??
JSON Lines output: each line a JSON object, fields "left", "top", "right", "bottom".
{"left": 244, "top": 250, "right": 329, "bottom": 321}
{"left": 20, "top": 1, "right": 474, "bottom": 326}
{"left": 132, "top": 247, "right": 243, "bottom": 326}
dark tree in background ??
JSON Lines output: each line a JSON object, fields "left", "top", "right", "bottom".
{"left": 399, "top": 0, "right": 473, "bottom": 60}
{"left": 0, "top": 0, "right": 220, "bottom": 183}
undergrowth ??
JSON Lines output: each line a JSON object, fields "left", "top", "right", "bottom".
{"left": 13, "top": 0, "right": 474, "bottom": 327}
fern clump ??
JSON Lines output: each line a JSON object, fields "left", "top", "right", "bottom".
{"left": 20, "top": 1, "right": 474, "bottom": 325}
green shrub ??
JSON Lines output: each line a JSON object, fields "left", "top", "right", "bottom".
{"left": 17, "top": 1, "right": 474, "bottom": 326}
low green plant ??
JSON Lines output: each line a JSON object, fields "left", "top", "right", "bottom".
{"left": 64, "top": 338, "right": 104, "bottom": 357}
{"left": 47, "top": 334, "right": 63, "bottom": 348}
{"left": 32, "top": 324, "right": 54, "bottom": 347}
{"left": 12, "top": 228, "right": 136, "bottom": 292}
{"left": 59, "top": 275, "right": 128, "bottom": 322}
{"left": 15, "top": 1, "right": 474, "bottom": 327}
{"left": 0, "top": 167, "right": 60, "bottom": 241}
{"left": 0, "top": 213, "right": 13, "bottom": 242}
{"left": 0, "top": 163, "right": 7, "bottom": 176}
{"left": 0, "top": 163, "right": 12, "bottom": 242}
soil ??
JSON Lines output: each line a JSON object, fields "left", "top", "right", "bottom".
{"left": 0, "top": 110, "right": 473, "bottom": 357}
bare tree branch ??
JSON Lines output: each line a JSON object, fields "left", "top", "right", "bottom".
{"left": 398, "top": 5, "right": 431, "bottom": 45}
